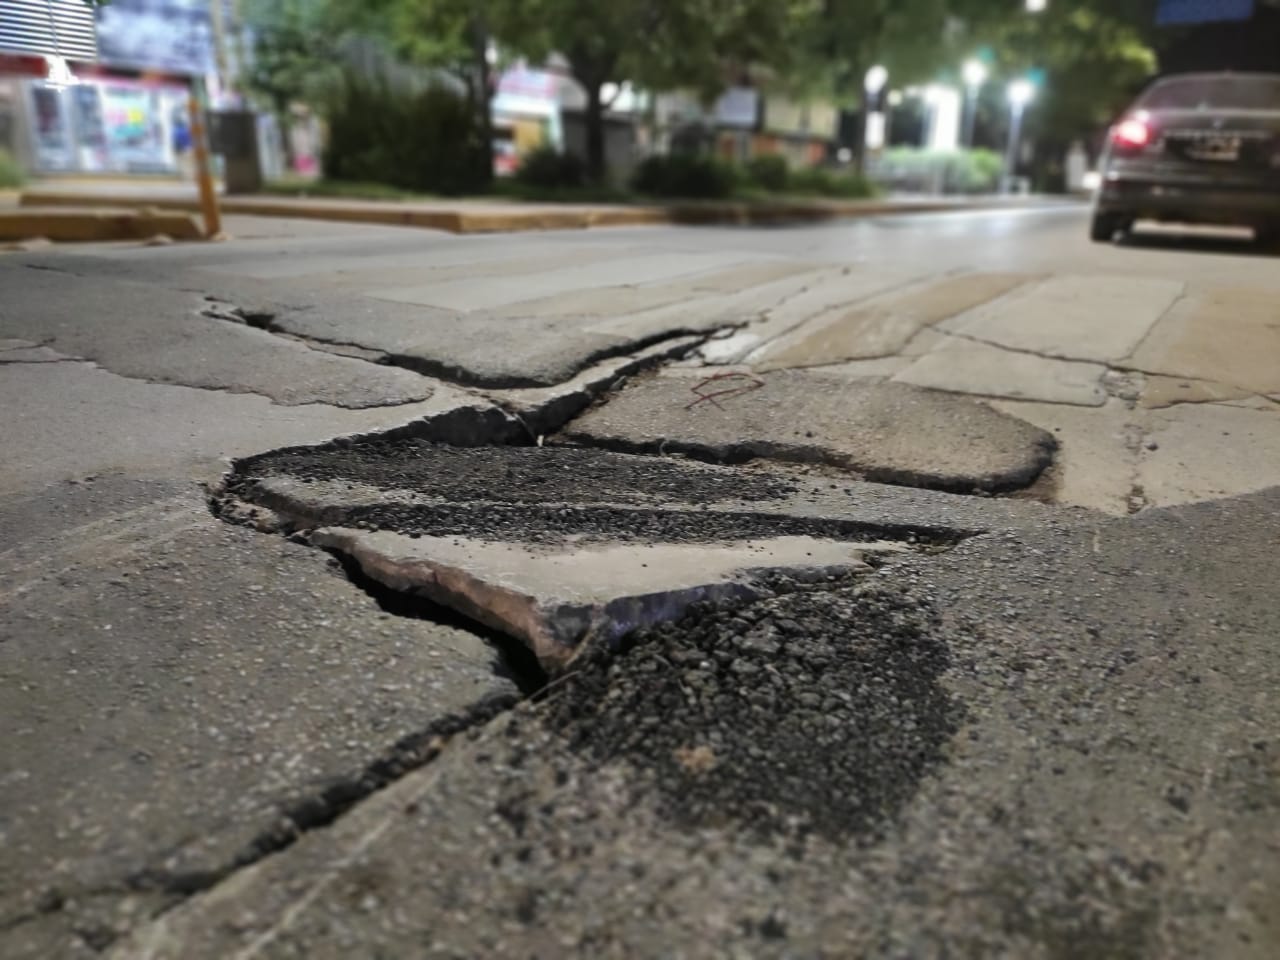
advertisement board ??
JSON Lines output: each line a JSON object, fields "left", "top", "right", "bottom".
{"left": 95, "top": 0, "right": 216, "bottom": 76}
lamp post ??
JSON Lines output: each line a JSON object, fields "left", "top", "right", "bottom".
{"left": 863, "top": 64, "right": 889, "bottom": 166}
{"left": 962, "top": 59, "right": 987, "bottom": 148}
{"left": 1003, "top": 78, "right": 1036, "bottom": 194}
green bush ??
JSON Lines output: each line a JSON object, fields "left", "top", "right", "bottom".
{"left": 632, "top": 153, "right": 739, "bottom": 199}
{"left": 514, "top": 147, "right": 586, "bottom": 190}
{"left": 0, "top": 149, "right": 24, "bottom": 189}
{"left": 322, "top": 72, "right": 486, "bottom": 196}
{"left": 788, "top": 166, "right": 876, "bottom": 199}
{"left": 746, "top": 154, "right": 789, "bottom": 192}
{"left": 872, "top": 148, "right": 1002, "bottom": 194}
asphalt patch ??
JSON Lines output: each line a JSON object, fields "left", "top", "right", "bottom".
{"left": 536, "top": 578, "right": 962, "bottom": 842}
{"left": 300, "top": 501, "right": 956, "bottom": 547}
{"left": 230, "top": 441, "right": 797, "bottom": 507}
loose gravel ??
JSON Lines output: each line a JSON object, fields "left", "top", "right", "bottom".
{"left": 537, "top": 578, "right": 962, "bottom": 842}
{"left": 305, "top": 501, "right": 953, "bottom": 547}
{"left": 232, "top": 442, "right": 797, "bottom": 506}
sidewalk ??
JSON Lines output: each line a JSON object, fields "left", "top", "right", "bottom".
{"left": 18, "top": 179, "right": 1075, "bottom": 236}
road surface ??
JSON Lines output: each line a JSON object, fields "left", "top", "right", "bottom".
{"left": 1, "top": 205, "right": 1277, "bottom": 959}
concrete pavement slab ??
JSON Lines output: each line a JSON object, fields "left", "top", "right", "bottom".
{"left": 989, "top": 398, "right": 1142, "bottom": 514}
{"left": 0, "top": 358, "right": 475, "bottom": 493}
{"left": 697, "top": 267, "right": 924, "bottom": 365}
{"left": 893, "top": 337, "right": 1110, "bottom": 406}
{"left": 108, "top": 488, "right": 1280, "bottom": 960}
{"left": 370, "top": 251, "right": 760, "bottom": 312}
{"left": 0, "top": 265, "right": 435, "bottom": 408}
{"left": 1139, "top": 375, "right": 1253, "bottom": 409}
{"left": 0, "top": 478, "right": 519, "bottom": 959}
{"left": 937, "top": 274, "right": 1183, "bottom": 364}
{"left": 753, "top": 272, "right": 1034, "bottom": 371}
{"left": 561, "top": 369, "right": 1056, "bottom": 493}
{"left": 1127, "top": 286, "right": 1280, "bottom": 397}
{"left": 1138, "top": 402, "right": 1280, "bottom": 509}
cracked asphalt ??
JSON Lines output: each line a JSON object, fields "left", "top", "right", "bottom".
{"left": 2, "top": 207, "right": 1278, "bottom": 959}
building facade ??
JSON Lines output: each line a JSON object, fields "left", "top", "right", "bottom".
{"left": 0, "top": 0, "right": 227, "bottom": 176}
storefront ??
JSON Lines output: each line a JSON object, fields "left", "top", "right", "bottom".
{"left": 1, "top": 0, "right": 215, "bottom": 176}
{"left": 18, "top": 73, "right": 191, "bottom": 173}
{"left": 491, "top": 65, "right": 564, "bottom": 175}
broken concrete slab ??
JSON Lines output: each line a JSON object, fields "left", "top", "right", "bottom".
{"left": 105, "top": 488, "right": 1280, "bottom": 960}
{"left": 217, "top": 441, "right": 1059, "bottom": 672}
{"left": 752, "top": 271, "right": 1034, "bottom": 372}
{"left": 487, "top": 335, "right": 703, "bottom": 439}
{"left": 893, "top": 336, "right": 1109, "bottom": 407}
{"left": 560, "top": 369, "right": 1056, "bottom": 493}
{"left": 315, "top": 527, "right": 899, "bottom": 668}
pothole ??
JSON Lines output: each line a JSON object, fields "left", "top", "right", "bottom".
{"left": 199, "top": 410, "right": 978, "bottom": 875}
{"left": 215, "top": 434, "right": 972, "bottom": 670}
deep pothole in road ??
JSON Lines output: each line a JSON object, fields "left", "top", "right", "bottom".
{"left": 199, "top": 394, "right": 995, "bottom": 887}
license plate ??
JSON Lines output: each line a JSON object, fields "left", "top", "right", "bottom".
{"left": 1184, "top": 136, "right": 1241, "bottom": 162}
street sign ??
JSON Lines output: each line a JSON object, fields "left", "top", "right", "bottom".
{"left": 1157, "top": 0, "right": 1255, "bottom": 25}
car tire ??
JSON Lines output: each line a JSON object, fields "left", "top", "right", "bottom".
{"left": 1090, "top": 212, "right": 1126, "bottom": 243}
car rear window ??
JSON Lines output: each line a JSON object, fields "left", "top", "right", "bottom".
{"left": 1141, "top": 75, "right": 1280, "bottom": 111}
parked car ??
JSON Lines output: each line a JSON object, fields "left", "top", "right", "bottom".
{"left": 1091, "top": 72, "right": 1280, "bottom": 243}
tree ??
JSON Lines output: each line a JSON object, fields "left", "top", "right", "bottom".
{"left": 788, "top": 0, "right": 971, "bottom": 168}
{"left": 498, "top": 0, "right": 814, "bottom": 182}
{"left": 958, "top": 1, "right": 1157, "bottom": 174}
{"left": 326, "top": 0, "right": 501, "bottom": 186}
{"left": 241, "top": 0, "right": 337, "bottom": 170}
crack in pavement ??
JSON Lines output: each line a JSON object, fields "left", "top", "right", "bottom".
{"left": 928, "top": 329, "right": 1278, "bottom": 409}
{"left": 201, "top": 299, "right": 718, "bottom": 391}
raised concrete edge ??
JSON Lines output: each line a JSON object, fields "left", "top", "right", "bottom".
{"left": 0, "top": 206, "right": 204, "bottom": 242}
{"left": 18, "top": 190, "right": 1073, "bottom": 236}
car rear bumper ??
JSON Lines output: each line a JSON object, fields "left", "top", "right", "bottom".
{"left": 1097, "top": 174, "right": 1280, "bottom": 227}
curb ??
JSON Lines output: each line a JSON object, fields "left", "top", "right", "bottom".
{"left": 0, "top": 206, "right": 205, "bottom": 243}
{"left": 18, "top": 190, "right": 1064, "bottom": 236}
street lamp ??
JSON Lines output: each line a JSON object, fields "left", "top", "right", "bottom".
{"left": 865, "top": 65, "right": 889, "bottom": 97}
{"left": 1004, "top": 78, "right": 1036, "bottom": 194}
{"left": 864, "top": 65, "right": 889, "bottom": 153}
{"left": 962, "top": 59, "right": 987, "bottom": 148}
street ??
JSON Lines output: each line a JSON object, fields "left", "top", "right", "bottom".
{"left": 2, "top": 206, "right": 1278, "bottom": 958}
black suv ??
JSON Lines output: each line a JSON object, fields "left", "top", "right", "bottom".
{"left": 1092, "top": 72, "right": 1280, "bottom": 243}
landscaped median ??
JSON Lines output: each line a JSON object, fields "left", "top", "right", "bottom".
{"left": 17, "top": 187, "right": 1061, "bottom": 237}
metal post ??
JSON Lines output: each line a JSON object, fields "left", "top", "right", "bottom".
{"left": 1003, "top": 102, "right": 1024, "bottom": 194}
{"left": 963, "top": 88, "right": 978, "bottom": 148}
{"left": 188, "top": 79, "right": 223, "bottom": 238}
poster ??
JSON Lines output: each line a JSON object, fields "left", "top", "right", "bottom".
{"left": 28, "top": 84, "right": 74, "bottom": 170}
{"left": 71, "top": 84, "right": 108, "bottom": 170}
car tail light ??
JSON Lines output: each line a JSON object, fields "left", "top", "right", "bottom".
{"left": 1112, "top": 114, "right": 1152, "bottom": 151}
